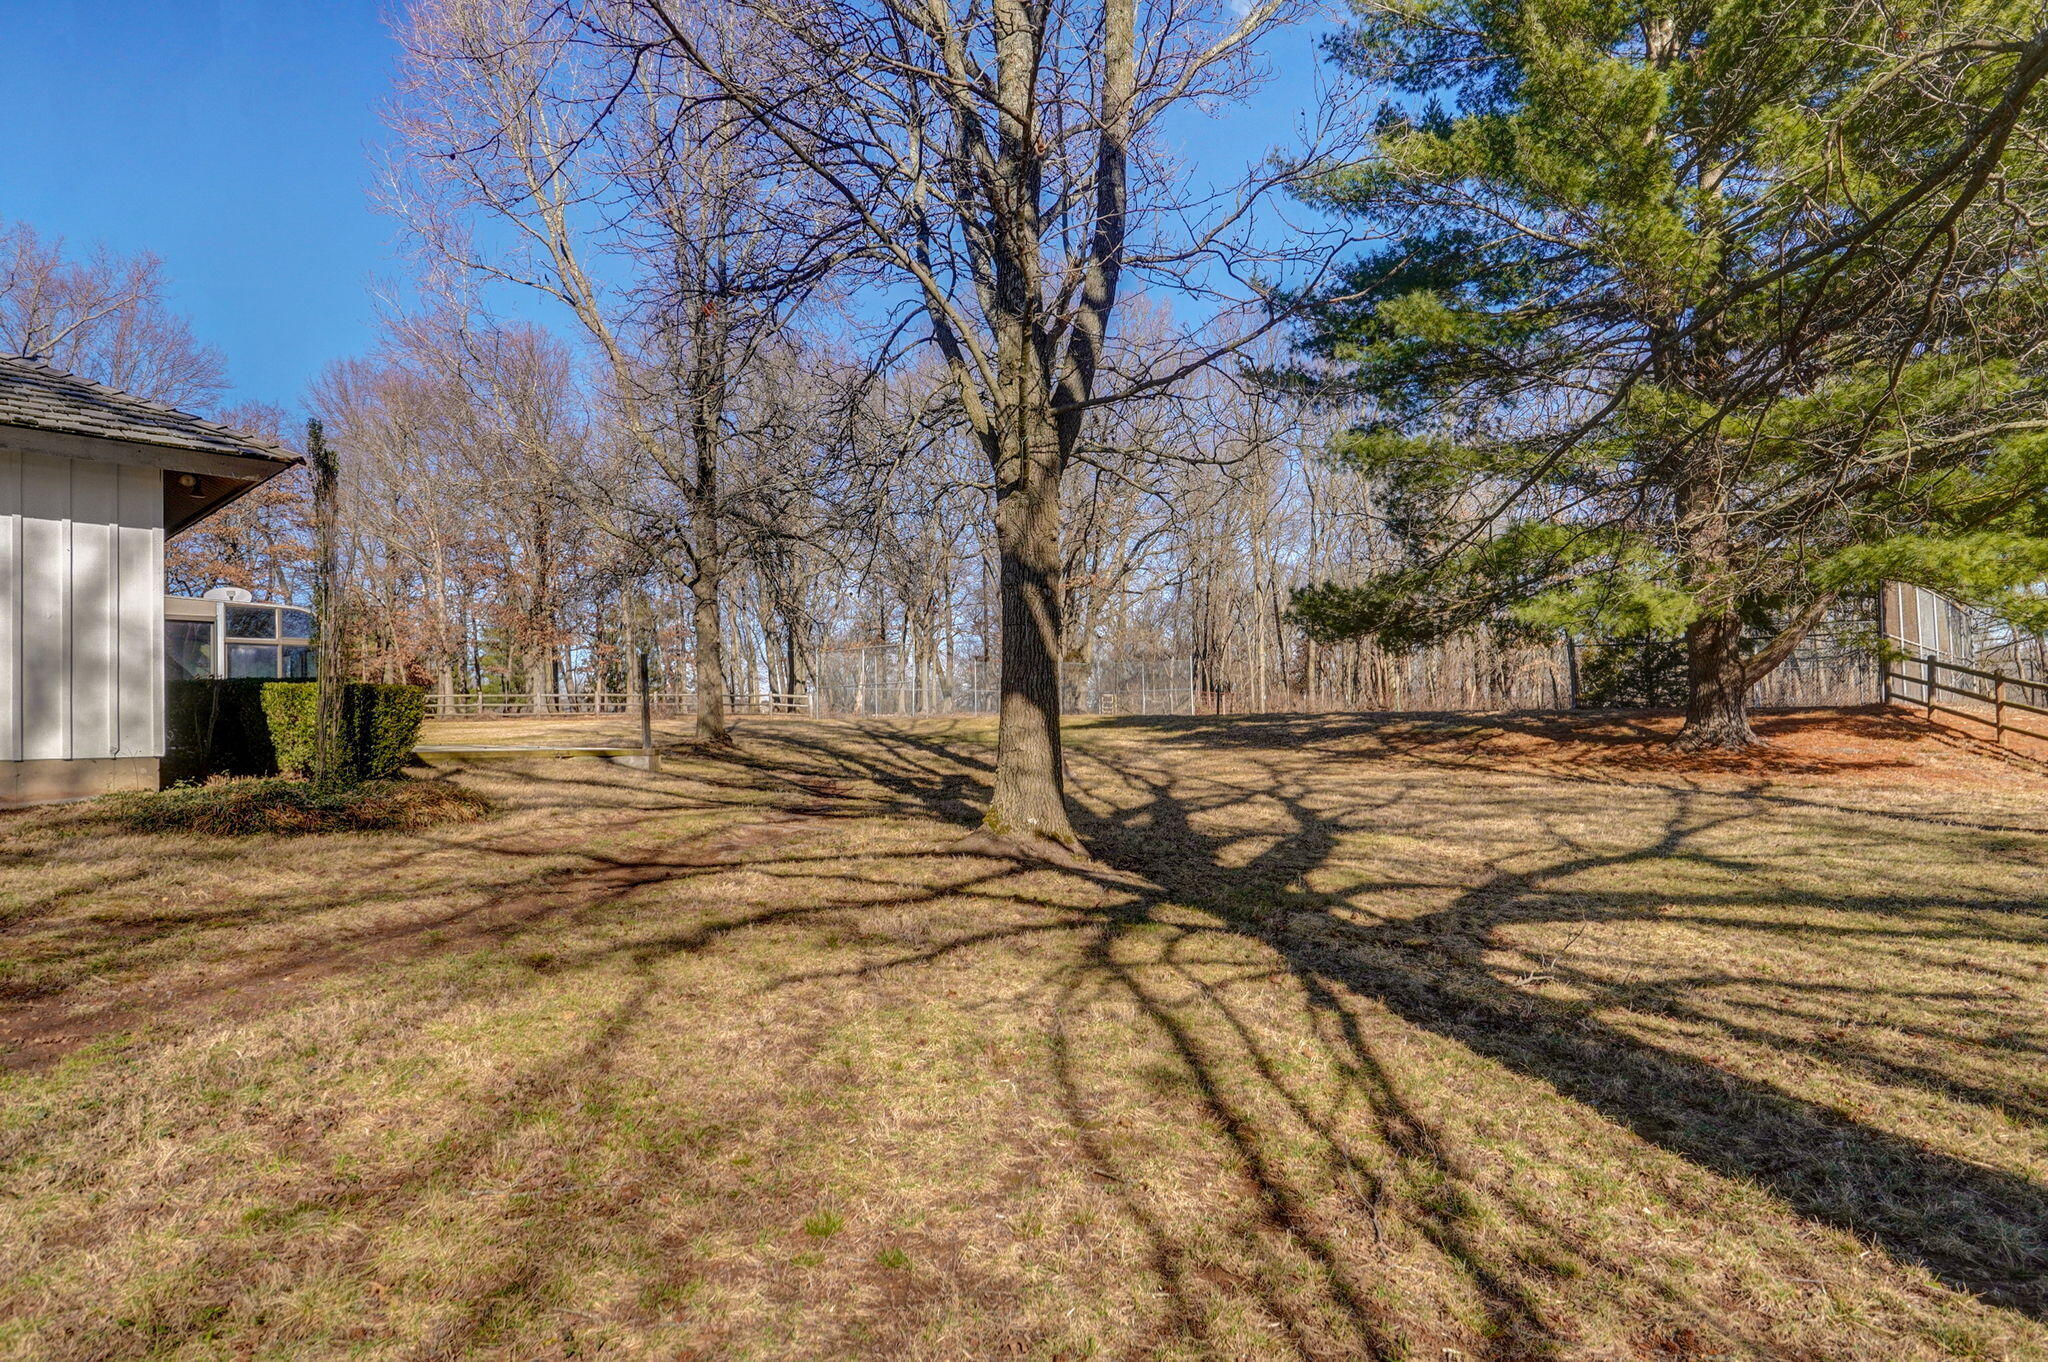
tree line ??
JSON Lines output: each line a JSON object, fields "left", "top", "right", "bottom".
{"left": 6, "top": 0, "right": 2047, "bottom": 855}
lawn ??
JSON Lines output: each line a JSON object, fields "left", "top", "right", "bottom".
{"left": 3, "top": 708, "right": 2047, "bottom": 1360}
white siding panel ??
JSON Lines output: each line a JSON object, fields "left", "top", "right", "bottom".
{"left": 19, "top": 454, "right": 69, "bottom": 761}
{"left": 115, "top": 465, "right": 162, "bottom": 756}
{"left": 0, "top": 450, "right": 17, "bottom": 762}
{"left": 0, "top": 450, "right": 165, "bottom": 764}
{"left": 69, "top": 460, "right": 118, "bottom": 762}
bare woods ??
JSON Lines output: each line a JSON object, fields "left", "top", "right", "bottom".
{"left": 338, "top": 0, "right": 1366, "bottom": 848}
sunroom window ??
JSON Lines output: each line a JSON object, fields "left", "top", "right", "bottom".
{"left": 166, "top": 618, "right": 215, "bottom": 680}
{"left": 165, "top": 597, "right": 316, "bottom": 680}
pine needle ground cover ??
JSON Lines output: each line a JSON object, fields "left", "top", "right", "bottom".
{"left": 2, "top": 710, "right": 2045, "bottom": 1361}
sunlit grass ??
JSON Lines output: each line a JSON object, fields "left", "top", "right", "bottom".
{"left": 1, "top": 708, "right": 2044, "bottom": 1359}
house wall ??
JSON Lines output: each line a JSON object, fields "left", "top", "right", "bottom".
{"left": 0, "top": 448, "right": 164, "bottom": 796}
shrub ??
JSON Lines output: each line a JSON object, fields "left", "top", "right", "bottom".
{"left": 166, "top": 681, "right": 427, "bottom": 782}
{"left": 258, "top": 683, "right": 319, "bottom": 775}
{"left": 1577, "top": 637, "right": 1688, "bottom": 709}
{"left": 97, "top": 777, "right": 490, "bottom": 837}
{"left": 344, "top": 683, "right": 428, "bottom": 781}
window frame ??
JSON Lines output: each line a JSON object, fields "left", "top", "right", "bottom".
{"left": 166, "top": 598, "right": 317, "bottom": 680}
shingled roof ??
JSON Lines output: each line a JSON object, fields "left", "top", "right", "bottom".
{"left": 0, "top": 354, "right": 298, "bottom": 466}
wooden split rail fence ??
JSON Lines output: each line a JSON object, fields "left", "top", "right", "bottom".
{"left": 1883, "top": 654, "right": 2048, "bottom": 761}
{"left": 425, "top": 691, "right": 818, "bottom": 719}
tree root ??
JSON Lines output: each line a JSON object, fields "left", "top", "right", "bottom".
{"left": 1671, "top": 725, "right": 1768, "bottom": 753}
{"left": 953, "top": 826, "right": 1098, "bottom": 869}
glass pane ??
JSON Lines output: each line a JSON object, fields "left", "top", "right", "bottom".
{"left": 225, "top": 604, "right": 277, "bottom": 639}
{"left": 166, "top": 620, "right": 216, "bottom": 679}
{"left": 281, "top": 645, "right": 317, "bottom": 679}
{"left": 278, "top": 609, "right": 314, "bottom": 640}
{"left": 227, "top": 643, "right": 279, "bottom": 678}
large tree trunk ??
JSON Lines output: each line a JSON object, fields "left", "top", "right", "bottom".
{"left": 985, "top": 426, "right": 1080, "bottom": 849}
{"left": 1673, "top": 435, "right": 1763, "bottom": 751}
{"left": 1676, "top": 609, "right": 1756, "bottom": 750}
{"left": 1681, "top": 591, "right": 1840, "bottom": 748}
{"left": 308, "top": 420, "right": 350, "bottom": 792}
{"left": 687, "top": 359, "right": 734, "bottom": 746}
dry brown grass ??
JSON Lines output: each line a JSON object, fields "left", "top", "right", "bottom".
{"left": 2, "top": 707, "right": 2047, "bottom": 1360}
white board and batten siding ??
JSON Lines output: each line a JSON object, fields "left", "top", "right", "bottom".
{"left": 0, "top": 448, "right": 164, "bottom": 764}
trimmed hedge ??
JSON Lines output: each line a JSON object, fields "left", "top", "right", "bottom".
{"left": 166, "top": 680, "right": 426, "bottom": 783}
{"left": 339, "top": 684, "right": 430, "bottom": 780}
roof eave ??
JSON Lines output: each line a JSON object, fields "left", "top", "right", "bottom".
{"left": 0, "top": 419, "right": 300, "bottom": 482}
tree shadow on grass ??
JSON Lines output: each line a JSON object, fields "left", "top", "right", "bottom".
{"left": 14, "top": 717, "right": 2048, "bottom": 1359}
{"left": 319, "top": 717, "right": 2048, "bottom": 1352}
{"left": 1098, "top": 708, "right": 2048, "bottom": 837}
{"left": 774, "top": 718, "right": 2048, "bottom": 1341}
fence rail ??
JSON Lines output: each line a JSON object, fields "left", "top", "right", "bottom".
{"left": 425, "top": 691, "right": 817, "bottom": 718}
{"left": 1883, "top": 653, "right": 2048, "bottom": 758}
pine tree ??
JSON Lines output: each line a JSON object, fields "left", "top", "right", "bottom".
{"left": 1293, "top": 2, "right": 2048, "bottom": 747}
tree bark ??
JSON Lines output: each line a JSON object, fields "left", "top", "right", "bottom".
{"left": 308, "top": 419, "right": 350, "bottom": 791}
{"left": 1680, "top": 590, "right": 1840, "bottom": 748}
{"left": 686, "top": 341, "right": 735, "bottom": 745}
{"left": 1676, "top": 609, "right": 1756, "bottom": 750}
{"left": 529, "top": 641, "right": 555, "bottom": 714}
{"left": 1672, "top": 430, "right": 1763, "bottom": 750}
{"left": 689, "top": 551, "right": 732, "bottom": 745}
{"left": 638, "top": 642, "right": 661, "bottom": 774}
{"left": 986, "top": 424, "right": 1077, "bottom": 847}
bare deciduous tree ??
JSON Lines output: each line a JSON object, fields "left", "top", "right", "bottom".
{"left": 0, "top": 218, "right": 228, "bottom": 407}
{"left": 386, "top": 0, "right": 839, "bottom": 744}
{"left": 625, "top": 0, "right": 1362, "bottom": 849}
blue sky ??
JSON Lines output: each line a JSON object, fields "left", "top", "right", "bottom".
{"left": 1, "top": 1, "right": 1341, "bottom": 416}
{"left": 3, "top": 2, "right": 410, "bottom": 413}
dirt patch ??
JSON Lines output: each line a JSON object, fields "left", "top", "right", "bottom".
{"left": 1366, "top": 705, "right": 2048, "bottom": 788}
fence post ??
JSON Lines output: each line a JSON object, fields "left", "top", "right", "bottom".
{"left": 1926, "top": 658, "right": 1936, "bottom": 717}
{"left": 1876, "top": 581, "right": 1888, "bottom": 704}
{"left": 1996, "top": 676, "right": 2007, "bottom": 747}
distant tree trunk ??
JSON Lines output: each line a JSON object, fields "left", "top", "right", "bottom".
{"left": 638, "top": 638, "right": 660, "bottom": 774}
{"left": 785, "top": 616, "right": 801, "bottom": 709}
{"left": 529, "top": 641, "right": 555, "bottom": 714}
